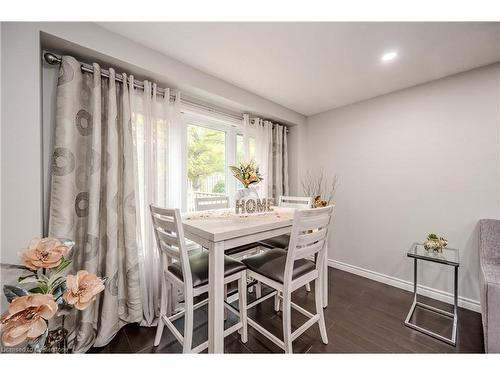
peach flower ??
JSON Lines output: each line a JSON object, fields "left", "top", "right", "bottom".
{"left": 19, "top": 238, "right": 69, "bottom": 270}
{"left": 0, "top": 294, "right": 58, "bottom": 347}
{"left": 63, "top": 271, "right": 105, "bottom": 310}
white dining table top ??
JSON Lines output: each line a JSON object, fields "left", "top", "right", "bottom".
{"left": 182, "top": 208, "right": 294, "bottom": 242}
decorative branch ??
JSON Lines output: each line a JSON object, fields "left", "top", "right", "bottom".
{"left": 301, "top": 169, "right": 339, "bottom": 204}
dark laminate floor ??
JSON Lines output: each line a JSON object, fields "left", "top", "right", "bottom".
{"left": 89, "top": 269, "right": 484, "bottom": 354}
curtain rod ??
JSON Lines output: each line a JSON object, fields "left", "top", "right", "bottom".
{"left": 43, "top": 52, "right": 288, "bottom": 131}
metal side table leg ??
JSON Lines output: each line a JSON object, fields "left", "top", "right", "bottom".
{"left": 404, "top": 257, "right": 458, "bottom": 346}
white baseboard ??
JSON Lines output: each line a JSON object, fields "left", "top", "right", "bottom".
{"left": 328, "top": 259, "right": 481, "bottom": 313}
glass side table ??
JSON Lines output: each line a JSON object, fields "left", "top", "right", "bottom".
{"left": 404, "top": 242, "right": 459, "bottom": 346}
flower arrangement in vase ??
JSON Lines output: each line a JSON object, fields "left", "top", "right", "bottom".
{"left": 0, "top": 237, "right": 105, "bottom": 353}
{"left": 230, "top": 161, "right": 263, "bottom": 201}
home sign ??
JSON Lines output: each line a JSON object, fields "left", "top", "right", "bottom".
{"left": 235, "top": 198, "right": 274, "bottom": 214}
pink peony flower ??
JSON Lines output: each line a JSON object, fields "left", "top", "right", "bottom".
{"left": 63, "top": 271, "right": 105, "bottom": 310}
{"left": 19, "top": 238, "right": 69, "bottom": 271}
{"left": 0, "top": 294, "right": 58, "bottom": 347}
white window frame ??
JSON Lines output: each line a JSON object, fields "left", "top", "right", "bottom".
{"left": 181, "top": 111, "right": 256, "bottom": 210}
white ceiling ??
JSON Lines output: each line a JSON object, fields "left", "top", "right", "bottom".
{"left": 99, "top": 22, "right": 500, "bottom": 116}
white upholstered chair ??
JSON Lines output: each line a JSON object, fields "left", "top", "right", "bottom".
{"left": 242, "top": 205, "right": 334, "bottom": 353}
{"left": 150, "top": 205, "right": 248, "bottom": 353}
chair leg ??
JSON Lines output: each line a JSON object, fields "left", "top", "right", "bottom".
{"left": 322, "top": 258, "right": 328, "bottom": 308}
{"left": 166, "top": 282, "right": 173, "bottom": 317}
{"left": 182, "top": 292, "right": 194, "bottom": 353}
{"left": 224, "top": 284, "right": 228, "bottom": 321}
{"left": 274, "top": 292, "right": 280, "bottom": 312}
{"left": 154, "top": 277, "right": 167, "bottom": 346}
{"left": 237, "top": 273, "right": 248, "bottom": 343}
{"left": 305, "top": 282, "right": 311, "bottom": 292}
{"left": 170, "top": 285, "right": 178, "bottom": 314}
{"left": 256, "top": 281, "right": 262, "bottom": 298}
{"left": 315, "top": 278, "right": 328, "bottom": 344}
{"left": 282, "top": 291, "right": 293, "bottom": 353}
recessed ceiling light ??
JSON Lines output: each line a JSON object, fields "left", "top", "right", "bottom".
{"left": 381, "top": 51, "right": 398, "bottom": 63}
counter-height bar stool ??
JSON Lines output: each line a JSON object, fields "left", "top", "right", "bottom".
{"left": 242, "top": 205, "right": 334, "bottom": 353}
{"left": 150, "top": 205, "right": 248, "bottom": 353}
{"left": 259, "top": 195, "right": 314, "bottom": 299}
{"left": 259, "top": 195, "right": 313, "bottom": 249}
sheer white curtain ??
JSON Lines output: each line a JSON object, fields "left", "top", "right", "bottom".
{"left": 132, "top": 83, "right": 183, "bottom": 325}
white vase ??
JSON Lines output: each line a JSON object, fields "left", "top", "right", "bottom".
{"left": 234, "top": 186, "right": 259, "bottom": 202}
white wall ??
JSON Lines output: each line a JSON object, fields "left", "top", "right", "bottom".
{"left": 305, "top": 63, "right": 500, "bottom": 307}
{"left": 1, "top": 22, "right": 305, "bottom": 266}
{"left": 1, "top": 23, "right": 43, "bottom": 264}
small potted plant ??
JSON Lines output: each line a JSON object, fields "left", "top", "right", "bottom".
{"left": 423, "top": 233, "right": 448, "bottom": 253}
{"left": 0, "top": 237, "right": 105, "bottom": 353}
{"left": 230, "top": 160, "right": 263, "bottom": 201}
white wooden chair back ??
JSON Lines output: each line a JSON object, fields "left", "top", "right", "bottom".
{"left": 284, "top": 206, "right": 334, "bottom": 286}
{"left": 278, "top": 195, "right": 313, "bottom": 209}
{"left": 195, "top": 195, "right": 230, "bottom": 211}
{"left": 150, "top": 205, "right": 193, "bottom": 290}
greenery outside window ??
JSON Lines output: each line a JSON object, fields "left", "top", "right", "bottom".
{"left": 183, "top": 113, "right": 256, "bottom": 211}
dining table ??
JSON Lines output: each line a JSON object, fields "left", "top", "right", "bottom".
{"left": 181, "top": 208, "right": 329, "bottom": 353}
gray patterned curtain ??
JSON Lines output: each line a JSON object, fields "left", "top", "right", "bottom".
{"left": 48, "top": 56, "right": 142, "bottom": 352}
{"left": 253, "top": 118, "right": 289, "bottom": 200}
{"left": 271, "top": 123, "right": 289, "bottom": 199}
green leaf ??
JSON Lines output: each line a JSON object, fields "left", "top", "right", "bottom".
{"left": 53, "top": 257, "right": 72, "bottom": 274}
{"left": 49, "top": 277, "right": 66, "bottom": 294}
{"left": 29, "top": 283, "right": 49, "bottom": 294}
{"left": 51, "top": 275, "right": 65, "bottom": 285}
{"left": 3, "top": 285, "right": 29, "bottom": 302}
{"left": 0, "top": 263, "right": 33, "bottom": 271}
{"left": 52, "top": 282, "right": 66, "bottom": 301}
{"left": 18, "top": 274, "right": 38, "bottom": 284}
{"left": 38, "top": 274, "right": 50, "bottom": 284}
{"left": 229, "top": 166, "right": 241, "bottom": 175}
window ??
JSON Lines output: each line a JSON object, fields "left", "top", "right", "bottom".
{"left": 186, "top": 124, "right": 226, "bottom": 211}
{"left": 183, "top": 113, "right": 257, "bottom": 211}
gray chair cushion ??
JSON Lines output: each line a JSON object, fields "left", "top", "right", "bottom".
{"left": 242, "top": 248, "right": 315, "bottom": 284}
{"left": 225, "top": 242, "right": 261, "bottom": 256}
{"left": 258, "top": 234, "right": 290, "bottom": 249}
{"left": 168, "top": 252, "right": 246, "bottom": 288}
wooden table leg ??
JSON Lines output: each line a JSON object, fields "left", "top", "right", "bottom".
{"left": 208, "top": 241, "right": 225, "bottom": 353}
